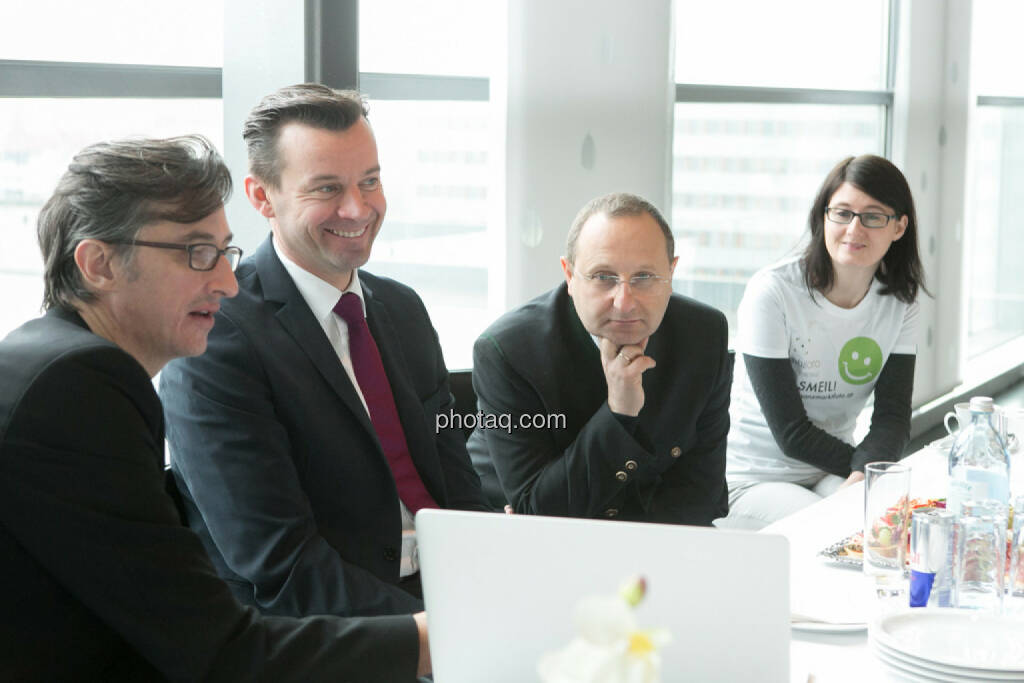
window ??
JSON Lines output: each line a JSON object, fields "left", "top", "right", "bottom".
{"left": 0, "top": 1, "right": 223, "bottom": 339}
{"left": 674, "top": 1, "right": 888, "bottom": 91}
{"left": 358, "top": 0, "right": 494, "bottom": 78}
{"left": 964, "top": 1, "right": 1024, "bottom": 357}
{"left": 672, "top": 0, "right": 892, "bottom": 339}
{"left": 0, "top": 99, "right": 222, "bottom": 338}
{"left": 672, "top": 103, "right": 886, "bottom": 327}
{"left": 359, "top": 0, "right": 502, "bottom": 369}
{"left": 362, "top": 99, "right": 491, "bottom": 370}
{"left": 0, "top": 0, "right": 222, "bottom": 66}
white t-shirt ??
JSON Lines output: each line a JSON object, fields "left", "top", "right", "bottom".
{"left": 726, "top": 258, "right": 919, "bottom": 484}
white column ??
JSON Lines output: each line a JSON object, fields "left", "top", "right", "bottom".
{"left": 222, "top": 0, "right": 308, "bottom": 254}
{"left": 890, "top": 0, "right": 972, "bottom": 404}
{"left": 502, "top": 0, "right": 675, "bottom": 308}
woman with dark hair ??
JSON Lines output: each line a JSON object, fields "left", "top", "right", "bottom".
{"left": 719, "top": 155, "right": 925, "bottom": 530}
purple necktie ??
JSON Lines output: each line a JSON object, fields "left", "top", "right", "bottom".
{"left": 334, "top": 292, "right": 438, "bottom": 513}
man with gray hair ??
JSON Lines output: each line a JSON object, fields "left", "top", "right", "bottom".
{"left": 0, "top": 135, "right": 429, "bottom": 680}
{"left": 469, "top": 192, "right": 732, "bottom": 524}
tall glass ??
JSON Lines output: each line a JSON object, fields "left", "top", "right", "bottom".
{"left": 864, "top": 462, "right": 911, "bottom": 596}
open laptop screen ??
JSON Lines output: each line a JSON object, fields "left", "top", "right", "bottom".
{"left": 417, "top": 509, "right": 789, "bottom": 682}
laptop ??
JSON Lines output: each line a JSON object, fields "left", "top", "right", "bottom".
{"left": 416, "top": 509, "right": 789, "bottom": 682}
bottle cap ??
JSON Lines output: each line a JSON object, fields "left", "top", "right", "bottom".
{"left": 969, "top": 396, "right": 994, "bottom": 413}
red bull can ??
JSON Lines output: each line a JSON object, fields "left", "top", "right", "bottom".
{"left": 909, "top": 507, "right": 955, "bottom": 607}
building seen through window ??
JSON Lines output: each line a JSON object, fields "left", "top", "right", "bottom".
{"left": 363, "top": 100, "right": 491, "bottom": 370}
{"left": 0, "top": 98, "right": 223, "bottom": 338}
{"left": 964, "top": 1, "right": 1024, "bottom": 358}
{"left": 2, "top": 0, "right": 1022, "bottom": 386}
{"left": 672, "top": 103, "right": 884, "bottom": 335}
{"left": 671, "top": 1, "right": 890, "bottom": 341}
{"left": 359, "top": 0, "right": 500, "bottom": 369}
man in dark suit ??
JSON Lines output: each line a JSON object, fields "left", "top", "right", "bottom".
{"left": 468, "top": 192, "right": 732, "bottom": 524}
{"left": 160, "top": 84, "right": 489, "bottom": 620}
{"left": 0, "top": 135, "right": 428, "bottom": 680}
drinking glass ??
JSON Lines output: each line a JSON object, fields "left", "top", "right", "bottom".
{"left": 992, "top": 404, "right": 1012, "bottom": 449}
{"left": 864, "top": 462, "right": 911, "bottom": 597}
{"left": 954, "top": 499, "right": 1008, "bottom": 612}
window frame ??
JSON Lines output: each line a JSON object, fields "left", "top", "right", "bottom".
{"left": 0, "top": 59, "right": 220, "bottom": 98}
{"left": 674, "top": 0, "right": 899, "bottom": 160}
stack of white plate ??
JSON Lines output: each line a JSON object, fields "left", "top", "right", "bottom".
{"left": 869, "top": 609, "right": 1024, "bottom": 681}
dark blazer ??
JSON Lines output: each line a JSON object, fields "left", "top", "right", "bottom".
{"left": 160, "top": 236, "right": 488, "bottom": 619}
{"left": 0, "top": 308, "right": 418, "bottom": 682}
{"left": 468, "top": 283, "right": 732, "bottom": 524}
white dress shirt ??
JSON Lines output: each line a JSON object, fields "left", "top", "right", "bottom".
{"left": 273, "top": 238, "right": 418, "bottom": 577}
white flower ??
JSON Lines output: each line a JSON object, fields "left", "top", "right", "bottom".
{"left": 538, "top": 592, "right": 671, "bottom": 683}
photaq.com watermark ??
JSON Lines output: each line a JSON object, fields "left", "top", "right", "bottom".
{"left": 435, "top": 410, "right": 566, "bottom": 434}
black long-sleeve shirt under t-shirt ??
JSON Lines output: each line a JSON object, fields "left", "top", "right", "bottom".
{"left": 743, "top": 352, "right": 915, "bottom": 476}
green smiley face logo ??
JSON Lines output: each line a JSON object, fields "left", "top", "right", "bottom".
{"left": 838, "top": 337, "right": 883, "bottom": 385}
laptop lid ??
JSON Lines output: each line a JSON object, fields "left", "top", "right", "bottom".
{"left": 416, "top": 509, "right": 789, "bottom": 682}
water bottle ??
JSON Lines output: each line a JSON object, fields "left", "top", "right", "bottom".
{"left": 947, "top": 396, "right": 1011, "bottom": 516}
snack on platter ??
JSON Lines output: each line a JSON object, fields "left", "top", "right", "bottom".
{"left": 818, "top": 498, "right": 945, "bottom": 567}
{"left": 818, "top": 531, "right": 863, "bottom": 568}
{"left": 839, "top": 532, "right": 863, "bottom": 559}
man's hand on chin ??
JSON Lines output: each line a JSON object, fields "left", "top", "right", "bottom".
{"left": 598, "top": 336, "right": 655, "bottom": 417}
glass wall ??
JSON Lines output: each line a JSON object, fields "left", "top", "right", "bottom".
{"left": 672, "top": 103, "right": 885, "bottom": 332}
{"left": 965, "top": 1, "right": 1024, "bottom": 358}
{"left": 4, "top": 0, "right": 1020, "bottom": 391}
{"left": 0, "top": 99, "right": 222, "bottom": 337}
{"left": 672, "top": 0, "right": 891, "bottom": 342}
{"left": 0, "top": 0, "right": 222, "bottom": 66}
{"left": 359, "top": 0, "right": 501, "bottom": 369}
{"left": 0, "top": 0, "right": 223, "bottom": 338}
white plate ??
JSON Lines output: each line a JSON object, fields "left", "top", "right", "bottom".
{"left": 872, "top": 609, "right": 1024, "bottom": 673}
{"left": 874, "top": 646, "right": 972, "bottom": 683}
{"left": 791, "top": 620, "right": 867, "bottom": 633}
{"left": 872, "top": 637, "right": 1024, "bottom": 681}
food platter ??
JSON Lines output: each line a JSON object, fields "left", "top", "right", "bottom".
{"left": 818, "top": 498, "right": 946, "bottom": 569}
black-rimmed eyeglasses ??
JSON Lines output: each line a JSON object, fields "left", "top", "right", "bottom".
{"left": 825, "top": 207, "right": 897, "bottom": 229}
{"left": 108, "top": 240, "right": 243, "bottom": 272}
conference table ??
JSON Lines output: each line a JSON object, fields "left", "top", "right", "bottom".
{"left": 765, "top": 440, "right": 955, "bottom": 682}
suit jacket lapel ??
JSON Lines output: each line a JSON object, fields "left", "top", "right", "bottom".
{"left": 548, "top": 293, "right": 607, "bottom": 439}
{"left": 489, "top": 285, "right": 606, "bottom": 441}
{"left": 362, "top": 281, "right": 410, "bottom": 388}
{"left": 252, "top": 238, "right": 378, "bottom": 441}
{"left": 362, "top": 280, "right": 446, "bottom": 498}
{"left": 638, "top": 318, "right": 670, "bottom": 430}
